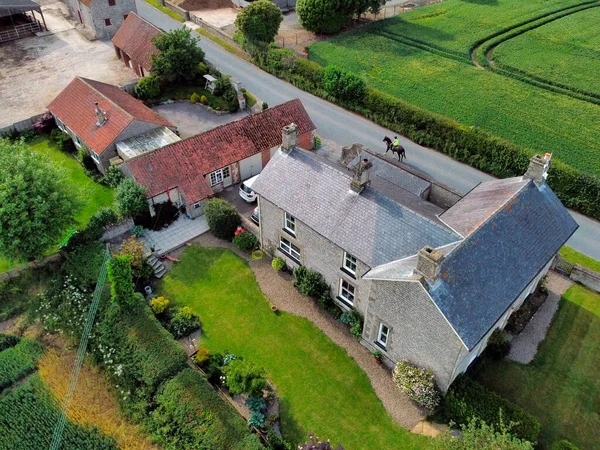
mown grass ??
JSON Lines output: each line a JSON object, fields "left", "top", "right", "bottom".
{"left": 559, "top": 246, "right": 600, "bottom": 273}
{"left": 156, "top": 84, "right": 230, "bottom": 110}
{"left": 309, "top": 22, "right": 600, "bottom": 179}
{"left": 158, "top": 246, "right": 429, "bottom": 450}
{"left": 493, "top": 7, "right": 600, "bottom": 96}
{"left": 476, "top": 284, "right": 600, "bottom": 449}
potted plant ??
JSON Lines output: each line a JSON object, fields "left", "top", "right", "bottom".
{"left": 373, "top": 351, "right": 383, "bottom": 365}
{"left": 270, "top": 303, "right": 279, "bottom": 313}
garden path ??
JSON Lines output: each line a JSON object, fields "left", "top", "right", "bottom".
{"left": 508, "top": 271, "right": 573, "bottom": 364}
{"left": 187, "top": 233, "right": 426, "bottom": 430}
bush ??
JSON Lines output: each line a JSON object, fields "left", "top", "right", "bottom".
{"left": 552, "top": 440, "right": 580, "bottom": 450}
{"left": 168, "top": 306, "right": 201, "bottom": 338}
{"left": 444, "top": 376, "right": 540, "bottom": 443}
{"left": 193, "top": 347, "right": 211, "bottom": 367}
{"left": 262, "top": 101, "right": 269, "bottom": 110}
{"left": 323, "top": 66, "right": 365, "bottom": 101}
{"left": 117, "top": 236, "right": 145, "bottom": 270}
{"left": 198, "top": 62, "right": 208, "bottom": 76}
{"left": 297, "top": 0, "right": 353, "bottom": 34}
{"left": 190, "top": 92, "right": 201, "bottom": 103}
{"left": 204, "top": 352, "right": 225, "bottom": 384}
{"left": 77, "top": 147, "right": 97, "bottom": 171}
{"left": 33, "top": 112, "right": 56, "bottom": 134}
{"left": 116, "top": 179, "right": 148, "bottom": 217}
{"left": 101, "top": 165, "right": 123, "bottom": 188}
{"left": 272, "top": 257, "right": 286, "bottom": 271}
{"left": 135, "top": 74, "right": 161, "bottom": 101}
{"left": 200, "top": 94, "right": 208, "bottom": 104}
{"left": 0, "top": 333, "right": 19, "bottom": 352}
{"left": 233, "top": 231, "right": 258, "bottom": 251}
{"left": 107, "top": 255, "right": 136, "bottom": 308}
{"left": 293, "top": 266, "right": 328, "bottom": 297}
{"left": 392, "top": 360, "right": 441, "bottom": 411}
{"left": 485, "top": 329, "right": 511, "bottom": 360}
{"left": 50, "top": 128, "right": 74, "bottom": 152}
{"left": 223, "top": 359, "right": 267, "bottom": 397}
{"left": 246, "top": 395, "right": 266, "bottom": 414}
{"left": 205, "top": 198, "right": 240, "bottom": 240}
{"left": 150, "top": 296, "right": 170, "bottom": 314}
{"left": 248, "top": 411, "right": 266, "bottom": 428}
{"left": 339, "top": 310, "right": 363, "bottom": 338}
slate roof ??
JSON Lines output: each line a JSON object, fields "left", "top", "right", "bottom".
{"left": 111, "top": 13, "right": 161, "bottom": 70}
{"left": 252, "top": 149, "right": 460, "bottom": 267}
{"left": 122, "top": 99, "right": 315, "bottom": 203}
{"left": 47, "top": 77, "right": 173, "bottom": 155}
{"left": 427, "top": 180, "right": 578, "bottom": 349}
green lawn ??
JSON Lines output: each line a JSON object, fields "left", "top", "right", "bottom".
{"left": 158, "top": 246, "right": 429, "bottom": 450}
{"left": 559, "top": 246, "right": 600, "bottom": 273}
{"left": 155, "top": 84, "right": 230, "bottom": 110}
{"left": 475, "top": 284, "right": 600, "bottom": 449}
{"left": 0, "top": 138, "right": 115, "bottom": 272}
{"left": 493, "top": 7, "right": 600, "bottom": 96}
{"left": 308, "top": 0, "right": 600, "bottom": 179}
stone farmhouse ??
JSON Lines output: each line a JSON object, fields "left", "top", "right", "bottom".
{"left": 48, "top": 77, "right": 178, "bottom": 173}
{"left": 121, "top": 99, "right": 315, "bottom": 220}
{"left": 64, "top": 0, "right": 136, "bottom": 39}
{"left": 111, "top": 12, "right": 161, "bottom": 77}
{"left": 252, "top": 125, "right": 578, "bottom": 391}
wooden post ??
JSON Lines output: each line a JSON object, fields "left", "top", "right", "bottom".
{"left": 295, "top": 33, "right": 298, "bottom": 45}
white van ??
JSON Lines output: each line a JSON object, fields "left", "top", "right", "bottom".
{"left": 239, "top": 174, "right": 260, "bottom": 202}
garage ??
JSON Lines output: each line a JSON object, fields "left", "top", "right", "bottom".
{"left": 239, "top": 153, "right": 262, "bottom": 181}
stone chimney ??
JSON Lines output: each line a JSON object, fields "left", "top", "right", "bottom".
{"left": 350, "top": 158, "right": 373, "bottom": 193}
{"left": 524, "top": 153, "right": 551, "bottom": 185}
{"left": 281, "top": 123, "right": 299, "bottom": 154}
{"left": 415, "top": 246, "right": 445, "bottom": 281}
{"left": 94, "top": 102, "right": 107, "bottom": 127}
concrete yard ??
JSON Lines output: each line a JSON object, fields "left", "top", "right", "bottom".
{"left": 0, "top": 0, "right": 135, "bottom": 128}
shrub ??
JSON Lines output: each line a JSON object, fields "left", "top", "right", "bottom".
{"left": 552, "top": 440, "right": 580, "bottom": 450}
{"left": 200, "top": 95, "right": 208, "bottom": 104}
{"left": 190, "top": 92, "right": 201, "bottom": 103}
{"left": 33, "top": 112, "right": 56, "bottom": 134}
{"left": 135, "top": 74, "right": 161, "bottom": 101}
{"left": 262, "top": 101, "right": 269, "bottom": 110}
{"left": 205, "top": 198, "right": 240, "bottom": 240}
{"left": 246, "top": 395, "right": 266, "bottom": 414}
{"left": 116, "top": 179, "right": 148, "bottom": 217}
{"left": 101, "top": 165, "right": 123, "bottom": 188}
{"left": 485, "top": 329, "right": 511, "bottom": 360}
{"left": 168, "top": 306, "right": 200, "bottom": 338}
{"left": 0, "top": 333, "right": 19, "bottom": 352}
{"left": 198, "top": 62, "right": 208, "bottom": 76}
{"left": 131, "top": 225, "right": 145, "bottom": 237}
{"left": 116, "top": 236, "right": 145, "bottom": 270}
{"left": 204, "top": 352, "right": 225, "bottom": 384}
{"left": 50, "top": 128, "right": 74, "bottom": 152}
{"left": 444, "top": 376, "right": 540, "bottom": 443}
{"left": 223, "top": 353, "right": 237, "bottom": 366}
{"left": 323, "top": 66, "right": 365, "bottom": 102}
{"left": 248, "top": 411, "right": 266, "bottom": 428}
{"left": 272, "top": 257, "right": 286, "bottom": 271}
{"left": 77, "top": 147, "right": 97, "bottom": 171}
{"left": 297, "top": 0, "right": 353, "bottom": 34}
{"left": 293, "top": 266, "right": 328, "bottom": 297}
{"left": 223, "top": 359, "right": 267, "bottom": 397}
{"left": 235, "top": 0, "right": 283, "bottom": 44}
{"left": 392, "top": 360, "right": 441, "bottom": 411}
{"left": 193, "top": 347, "right": 211, "bottom": 367}
{"left": 233, "top": 231, "right": 258, "bottom": 251}
{"left": 339, "top": 310, "right": 363, "bottom": 338}
{"left": 150, "top": 296, "right": 170, "bottom": 314}
{"left": 107, "top": 255, "right": 136, "bottom": 308}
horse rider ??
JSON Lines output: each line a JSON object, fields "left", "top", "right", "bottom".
{"left": 393, "top": 136, "right": 400, "bottom": 149}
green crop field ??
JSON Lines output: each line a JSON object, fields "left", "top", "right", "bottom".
{"left": 492, "top": 7, "right": 600, "bottom": 96}
{"left": 309, "top": 0, "right": 600, "bottom": 179}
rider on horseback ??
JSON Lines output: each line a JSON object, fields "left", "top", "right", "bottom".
{"left": 393, "top": 136, "right": 400, "bottom": 149}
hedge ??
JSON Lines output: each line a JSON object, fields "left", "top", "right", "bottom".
{"left": 443, "top": 376, "right": 540, "bottom": 443}
{"left": 149, "top": 369, "right": 264, "bottom": 450}
{"left": 253, "top": 46, "right": 600, "bottom": 220}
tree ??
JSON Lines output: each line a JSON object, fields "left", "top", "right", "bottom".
{"left": 297, "top": 0, "right": 355, "bottom": 34}
{"left": 323, "top": 66, "right": 365, "bottom": 101}
{"left": 432, "top": 417, "right": 534, "bottom": 450}
{"left": 0, "top": 139, "right": 78, "bottom": 261}
{"left": 151, "top": 28, "right": 205, "bottom": 81}
{"left": 235, "top": 0, "right": 283, "bottom": 44}
{"left": 354, "top": 0, "right": 386, "bottom": 17}
{"left": 204, "top": 198, "right": 240, "bottom": 240}
{"left": 116, "top": 179, "right": 148, "bottom": 217}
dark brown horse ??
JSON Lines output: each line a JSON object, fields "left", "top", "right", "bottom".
{"left": 383, "top": 136, "right": 406, "bottom": 162}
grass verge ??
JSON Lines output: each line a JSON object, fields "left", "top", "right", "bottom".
{"left": 559, "top": 246, "right": 600, "bottom": 273}
{"left": 143, "top": 0, "right": 184, "bottom": 22}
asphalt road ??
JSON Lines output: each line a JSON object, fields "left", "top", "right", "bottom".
{"left": 133, "top": 0, "right": 599, "bottom": 260}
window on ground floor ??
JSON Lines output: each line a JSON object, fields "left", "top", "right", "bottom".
{"left": 338, "top": 279, "right": 355, "bottom": 306}
{"left": 280, "top": 236, "right": 300, "bottom": 262}
{"left": 192, "top": 202, "right": 202, "bottom": 210}
{"left": 376, "top": 323, "right": 389, "bottom": 348}
{"left": 209, "top": 167, "right": 230, "bottom": 186}
{"left": 90, "top": 151, "right": 100, "bottom": 163}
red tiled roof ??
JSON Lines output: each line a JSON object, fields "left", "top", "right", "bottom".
{"left": 47, "top": 77, "right": 173, "bottom": 155}
{"left": 111, "top": 13, "right": 161, "bottom": 70}
{"left": 123, "top": 99, "right": 316, "bottom": 204}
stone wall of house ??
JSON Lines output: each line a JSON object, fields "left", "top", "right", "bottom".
{"left": 570, "top": 264, "right": 600, "bottom": 293}
{"left": 364, "top": 279, "right": 464, "bottom": 392}
{"left": 259, "top": 197, "right": 371, "bottom": 315}
{"left": 90, "top": 0, "right": 137, "bottom": 40}
{"left": 428, "top": 182, "right": 462, "bottom": 210}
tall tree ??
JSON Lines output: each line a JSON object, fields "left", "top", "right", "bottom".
{"left": 151, "top": 28, "right": 205, "bottom": 81}
{"left": 235, "top": 0, "right": 283, "bottom": 44}
{"left": 354, "top": 0, "right": 386, "bottom": 17}
{"left": 297, "top": 0, "right": 356, "bottom": 34}
{"left": 116, "top": 179, "right": 148, "bottom": 217}
{"left": 0, "top": 138, "right": 78, "bottom": 261}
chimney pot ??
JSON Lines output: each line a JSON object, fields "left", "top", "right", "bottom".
{"left": 281, "top": 123, "right": 299, "bottom": 153}
{"left": 415, "top": 246, "right": 445, "bottom": 281}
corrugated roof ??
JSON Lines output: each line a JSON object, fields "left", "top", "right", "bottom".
{"left": 111, "top": 13, "right": 162, "bottom": 70}
{"left": 427, "top": 180, "right": 578, "bottom": 349}
{"left": 252, "top": 149, "right": 460, "bottom": 267}
{"left": 47, "top": 77, "right": 173, "bottom": 155}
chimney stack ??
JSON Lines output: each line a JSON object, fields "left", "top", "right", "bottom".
{"left": 524, "top": 153, "right": 551, "bottom": 185}
{"left": 94, "top": 102, "right": 107, "bottom": 127}
{"left": 350, "top": 158, "right": 373, "bottom": 193}
{"left": 415, "top": 246, "right": 445, "bottom": 281}
{"left": 281, "top": 123, "right": 299, "bottom": 154}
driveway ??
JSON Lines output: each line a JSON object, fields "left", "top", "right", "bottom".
{"left": 217, "top": 184, "right": 256, "bottom": 216}
{"left": 151, "top": 102, "right": 247, "bottom": 139}
{"left": 0, "top": 0, "right": 135, "bottom": 128}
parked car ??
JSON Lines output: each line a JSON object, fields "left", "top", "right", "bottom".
{"left": 239, "top": 174, "right": 259, "bottom": 202}
{"left": 250, "top": 206, "right": 259, "bottom": 226}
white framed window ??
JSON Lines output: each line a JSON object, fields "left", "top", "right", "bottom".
{"left": 377, "top": 323, "right": 389, "bottom": 348}
{"left": 90, "top": 150, "right": 100, "bottom": 163}
{"left": 209, "top": 167, "right": 230, "bottom": 186}
{"left": 343, "top": 252, "right": 357, "bottom": 275}
{"left": 338, "top": 279, "right": 355, "bottom": 305}
{"left": 74, "top": 135, "right": 82, "bottom": 147}
{"left": 280, "top": 236, "right": 300, "bottom": 261}
{"left": 192, "top": 201, "right": 202, "bottom": 209}
{"left": 284, "top": 212, "right": 296, "bottom": 234}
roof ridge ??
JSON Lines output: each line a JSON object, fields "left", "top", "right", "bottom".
{"left": 78, "top": 76, "right": 135, "bottom": 122}
{"left": 128, "top": 11, "right": 163, "bottom": 34}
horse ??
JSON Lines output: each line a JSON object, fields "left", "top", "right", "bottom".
{"left": 383, "top": 136, "right": 407, "bottom": 162}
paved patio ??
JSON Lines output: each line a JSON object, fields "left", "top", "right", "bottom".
{"left": 142, "top": 215, "right": 209, "bottom": 255}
